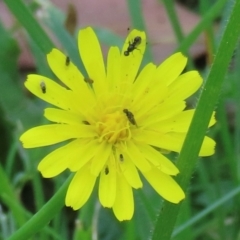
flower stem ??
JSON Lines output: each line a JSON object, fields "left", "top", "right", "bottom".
{"left": 151, "top": 0, "right": 240, "bottom": 239}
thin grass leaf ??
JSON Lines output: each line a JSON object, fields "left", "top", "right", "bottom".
{"left": 7, "top": 175, "right": 72, "bottom": 240}
{"left": 161, "top": 0, "right": 184, "bottom": 42}
{"left": 176, "top": 0, "right": 227, "bottom": 54}
{"left": 152, "top": 1, "right": 240, "bottom": 239}
{"left": 173, "top": 186, "right": 240, "bottom": 237}
{"left": 4, "top": 0, "right": 54, "bottom": 54}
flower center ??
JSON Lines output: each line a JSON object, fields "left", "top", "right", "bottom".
{"left": 96, "top": 110, "right": 131, "bottom": 143}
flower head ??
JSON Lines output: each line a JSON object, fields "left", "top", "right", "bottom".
{"left": 20, "top": 27, "right": 216, "bottom": 221}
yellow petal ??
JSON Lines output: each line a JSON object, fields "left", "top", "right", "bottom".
{"left": 47, "top": 49, "right": 96, "bottom": 112}
{"left": 38, "top": 139, "right": 83, "bottom": 177}
{"left": 209, "top": 112, "right": 216, "bottom": 127}
{"left": 47, "top": 50, "right": 87, "bottom": 90}
{"left": 120, "top": 29, "right": 146, "bottom": 84}
{"left": 140, "top": 100, "right": 186, "bottom": 127}
{"left": 133, "top": 130, "right": 182, "bottom": 153}
{"left": 78, "top": 27, "right": 106, "bottom": 96}
{"left": 25, "top": 75, "right": 75, "bottom": 111}
{"left": 134, "top": 142, "right": 179, "bottom": 175}
{"left": 131, "top": 62, "right": 168, "bottom": 119}
{"left": 118, "top": 150, "right": 142, "bottom": 189}
{"left": 132, "top": 63, "right": 156, "bottom": 92}
{"left": 155, "top": 52, "right": 187, "bottom": 86}
{"left": 131, "top": 63, "right": 156, "bottom": 104}
{"left": 142, "top": 168, "right": 185, "bottom": 203}
{"left": 133, "top": 79, "right": 168, "bottom": 118}
{"left": 66, "top": 164, "right": 96, "bottom": 209}
{"left": 20, "top": 124, "right": 96, "bottom": 148}
{"left": 44, "top": 108, "right": 83, "bottom": 124}
{"left": 134, "top": 129, "right": 216, "bottom": 156}
{"left": 126, "top": 141, "right": 151, "bottom": 172}
{"left": 67, "top": 139, "right": 100, "bottom": 171}
{"left": 98, "top": 154, "right": 116, "bottom": 207}
{"left": 168, "top": 71, "right": 203, "bottom": 100}
{"left": 106, "top": 47, "right": 121, "bottom": 91}
{"left": 199, "top": 136, "right": 216, "bottom": 156}
{"left": 150, "top": 110, "right": 216, "bottom": 133}
{"left": 112, "top": 172, "right": 134, "bottom": 221}
{"left": 90, "top": 142, "right": 112, "bottom": 176}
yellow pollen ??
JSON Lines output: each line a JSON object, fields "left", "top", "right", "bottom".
{"left": 97, "top": 111, "right": 131, "bottom": 143}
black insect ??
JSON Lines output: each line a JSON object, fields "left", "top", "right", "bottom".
{"left": 82, "top": 120, "right": 90, "bottom": 125}
{"left": 124, "top": 36, "right": 142, "bottom": 56}
{"left": 123, "top": 109, "right": 137, "bottom": 126}
{"left": 105, "top": 166, "right": 109, "bottom": 175}
{"left": 40, "top": 81, "right": 46, "bottom": 94}
{"left": 65, "top": 56, "right": 70, "bottom": 66}
{"left": 84, "top": 77, "right": 94, "bottom": 84}
{"left": 119, "top": 154, "right": 124, "bottom": 162}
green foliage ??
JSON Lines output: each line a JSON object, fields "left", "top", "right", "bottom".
{"left": 1, "top": 0, "right": 240, "bottom": 239}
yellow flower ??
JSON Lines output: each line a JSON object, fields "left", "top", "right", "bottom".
{"left": 20, "top": 27, "right": 216, "bottom": 221}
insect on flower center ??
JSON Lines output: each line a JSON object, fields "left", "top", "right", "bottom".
{"left": 97, "top": 110, "right": 131, "bottom": 143}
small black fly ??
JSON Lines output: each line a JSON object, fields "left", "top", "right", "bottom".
{"left": 40, "top": 81, "right": 46, "bottom": 94}
{"left": 123, "top": 109, "right": 137, "bottom": 126}
{"left": 65, "top": 56, "right": 70, "bottom": 66}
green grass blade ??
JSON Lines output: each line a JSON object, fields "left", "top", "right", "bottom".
{"left": 0, "top": 164, "right": 27, "bottom": 226}
{"left": 161, "top": 0, "right": 184, "bottom": 42}
{"left": 4, "top": 0, "right": 54, "bottom": 54}
{"left": 7, "top": 175, "right": 72, "bottom": 240}
{"left": 151, "top": 1, "right": 240, "bottom": 239}
{"left": 127, "top": 0, "right": 146, "bottom": 31}
{"left": 176, "top": 0, "right": 227, "bottom": 54}
{"left": 43, "top": 5, "right": 86, "bottom": 74}
{"left": 173, "top": 186, "right": 240, "bottom": 236}
{"left": 160, "top": 0, "right": 195, "bottom": 69}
